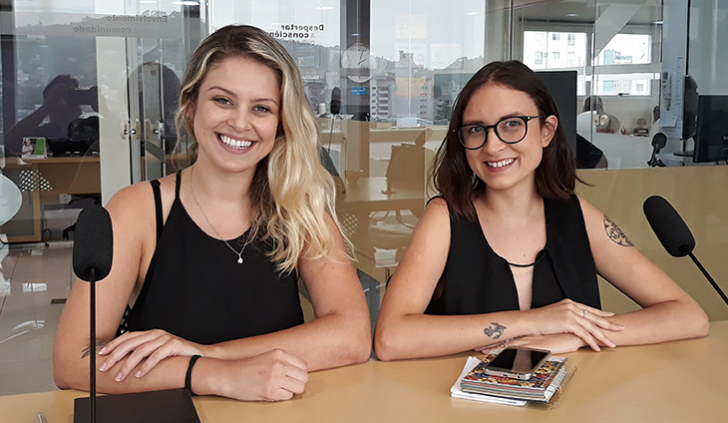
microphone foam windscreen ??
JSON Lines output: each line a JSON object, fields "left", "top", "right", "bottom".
{"left": 331, "top": 87, "right": 341, "bottom": 115}
{"left": 72, "top": 205, "right": 114, "bottom": 282}
{"left": 651, "top": 132, "right": 667, "bottom": 149}
{"left": 643, "top": 195, "right": 695, "bottom": 257}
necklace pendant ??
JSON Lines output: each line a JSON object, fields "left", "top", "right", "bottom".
{"left": 237, "top": 257, "right": 244, "bottom": 264}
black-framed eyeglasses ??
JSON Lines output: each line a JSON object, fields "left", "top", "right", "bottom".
{"left": 456, "top": 115, "right": 544, "bottom": 150}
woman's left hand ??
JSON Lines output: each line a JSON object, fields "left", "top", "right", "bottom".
{"left": 98, "top": 329, "right": 205, "bottom": 381}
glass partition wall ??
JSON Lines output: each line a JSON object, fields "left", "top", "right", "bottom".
{"left": 1, "top": 0, "right": 714, "bottom": 291}
{"left": 513, "top": 0, "right": 664, "bottom": 170}
{"left": 0, "top": 1, "right": 205, "bottom": 243}
{"left": 208, "top": 0, "right": 504, "bottom": 286}
{"left": 0, "top": 0, "right": 722, "bottom": 300}
{"left": 0, "top": 0, "right": 207, "bottom": 395}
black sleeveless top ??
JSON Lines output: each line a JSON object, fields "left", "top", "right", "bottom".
{"left": 121, "top": 172, "right": 304, "bottom": 345}
{"left": 426, "top": 195, "right": 600, "bottom": 315}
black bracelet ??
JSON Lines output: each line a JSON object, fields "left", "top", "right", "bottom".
{"left": 185, "top": 354, "right": 202, "bottom": 396}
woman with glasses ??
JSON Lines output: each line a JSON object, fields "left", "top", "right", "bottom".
{"left": 374, "top": 61, "right": 708, "bottom": 360}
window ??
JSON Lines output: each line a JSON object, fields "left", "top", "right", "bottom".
{"left": 595, "top": 73, "right": 653, "bottom": 96}
{"left": 596, "top": 34, "right": 651, "bottom": 66}
{"left": 552, "top": 33, "right": 560, "bottom": 41}
{"left": 523, "top": 32, "right": 586, "bottom": 69}
{"left": 568, "top": 33, "right": 575, "bottom": 46}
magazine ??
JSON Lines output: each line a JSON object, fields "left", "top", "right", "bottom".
{"left": 458, "top": 353, "right": 576, "bottom": 403}
{"left": 450, "top": 357, "right": 527, "bottom": 406}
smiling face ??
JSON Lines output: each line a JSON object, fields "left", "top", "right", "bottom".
{"left": 462, "top": 82, "right": 557, "bottom": 195}
{"left": 188, "top": 55, "right": 281, "bottom": 174}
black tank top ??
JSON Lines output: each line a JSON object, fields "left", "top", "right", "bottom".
{"left": 122, "top": 172, "right": 304, "bottom": 344}
{"left": 426, "top": 195, "right": 600, "bottom": 315}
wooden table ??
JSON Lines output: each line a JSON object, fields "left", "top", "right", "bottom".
{"left": 3, "top": 320, "right": 726, "bottom": 422}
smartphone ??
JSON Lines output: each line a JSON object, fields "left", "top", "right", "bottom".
{"left": 482, "top": 347, "right": 551, "bottom": 380}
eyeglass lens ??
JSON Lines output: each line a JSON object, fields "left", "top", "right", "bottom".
{"left": 459, "top": 117, "right": 529, "bottom": 149}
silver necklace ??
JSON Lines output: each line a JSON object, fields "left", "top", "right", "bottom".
{"left": 189, "top": 167, "right": 245, "bottom": 264}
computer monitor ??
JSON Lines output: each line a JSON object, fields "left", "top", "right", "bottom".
{"left": 536, "top": 71, "right": 577, "bottom": 153}
{"left": 693, "top": 95, "right": 728, "bottom": 163}
{"left": 47, "top": 139, "right": 96, "bottom": 157}
{"left": 682, "top": 76, "right": 699, "bottom": 141}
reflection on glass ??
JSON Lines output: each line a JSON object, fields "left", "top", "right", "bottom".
{"left": 22, "top": 283, "right": 48, "bottom": 293}
{"left": 523, "top": 31, "right": 587, "bottom": 70}
{"left": 595, "top": 34, "right": 652, "bottom": 66}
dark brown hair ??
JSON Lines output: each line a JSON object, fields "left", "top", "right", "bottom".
{"left": 431, "top": 60, "right": 582, "bottom": 221}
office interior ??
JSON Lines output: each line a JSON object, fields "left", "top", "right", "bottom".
{"left": 0, "top": 0, "right": 726, "bottom": 396}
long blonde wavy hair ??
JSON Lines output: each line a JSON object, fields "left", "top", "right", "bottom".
{"left": 175, "top": 25, "right": 348, "bottom": 273}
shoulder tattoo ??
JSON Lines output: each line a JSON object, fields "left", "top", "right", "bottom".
{"left": 484, "top": 322, "right": 507, "bottom": 340}
{"left": 603, "top": 215, "right": 634, "bottom": 247}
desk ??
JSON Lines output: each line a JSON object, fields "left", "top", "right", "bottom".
{"left": 3, "top": 321, "right": 726, "bottom": 422}
{"left": 4, "top": 156, "right": 101, "bottom": 197}
{"left": 340, "top": 176, "right": 425, "bottom": 217}
{"left": 2, "top": 157, "right": 101, "bottom": 242}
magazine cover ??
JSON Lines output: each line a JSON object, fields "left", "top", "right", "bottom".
{"left": 462, "top": 353, "right": 565, "bottom": 389}
{"left": 460, "top": 353, "right": 575, "bottom": 402}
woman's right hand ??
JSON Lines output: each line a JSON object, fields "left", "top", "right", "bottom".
{"left": 203, "top": 349, "right": 309, "bottom": 402}
{"left": 525, "top": 299, "right": 625, "bottom": 351}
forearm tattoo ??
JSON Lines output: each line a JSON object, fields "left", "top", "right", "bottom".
{"left": 604, "top": 215, "right": 634, "bottom": 247}
{"left": 81, "top": 339, "right": 109, "bottom": 358}
{"left": 484, "top": 322, "right": 507, "bottom": 340}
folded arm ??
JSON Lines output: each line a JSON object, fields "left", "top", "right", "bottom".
{"left": 53, "top": 182, "right": 181, "bottom": 393}
{"left": 55, "top": 279, "right": 308, "bottom": 401}
{"left": 373, "top": 199, "right": 621, "bottom": 361}
{"left": 95, "top": 212, "right": 372, "bottom": 381}
{"left": 579, "top": 197, "right": 709, "bottom": 346}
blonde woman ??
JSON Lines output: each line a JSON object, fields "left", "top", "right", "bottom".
{"left": 54, "top": 25, "right": 371, "bottom": 402}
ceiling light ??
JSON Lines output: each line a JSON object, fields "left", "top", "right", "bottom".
{"left": 316, "top": 6, "right": 335, "bottom": 11}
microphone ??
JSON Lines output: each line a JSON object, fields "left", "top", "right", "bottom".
{"left": 330, "top": 87, "right": 341, "bottom": 115}
{"left": 325, "top": 87, "right": 342, "bottom": 159}
{"left": 73, "top": 205, "right": 114, "bottom": 423}
{"left": 73, "top": 205, "right": 113, "bottom": 281}
{"left": 643, "top": 195, "right": 728, "bottom": 305}
{"left": 647, "top": 132, "right": 667, "bottom": 167}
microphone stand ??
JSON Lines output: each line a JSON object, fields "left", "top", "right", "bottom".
{"left": 686, "top": 250, "right": 728, "bottom": 306}
{"left": 647, "top": 133, "right": 667, "bottom": 167}
{"left": 89, "top": 267, "right": 97, "bottom": 423}
{"left": 647, "top": 144, "right": 666, "bottom": 167}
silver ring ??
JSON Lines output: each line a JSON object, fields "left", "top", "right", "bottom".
{"left": 583, "top": 309, "right": 589, "bottom": 318}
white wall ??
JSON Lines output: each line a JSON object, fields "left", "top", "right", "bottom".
{"left": 689, "top": 0, "right": 728, "bottom": 95}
